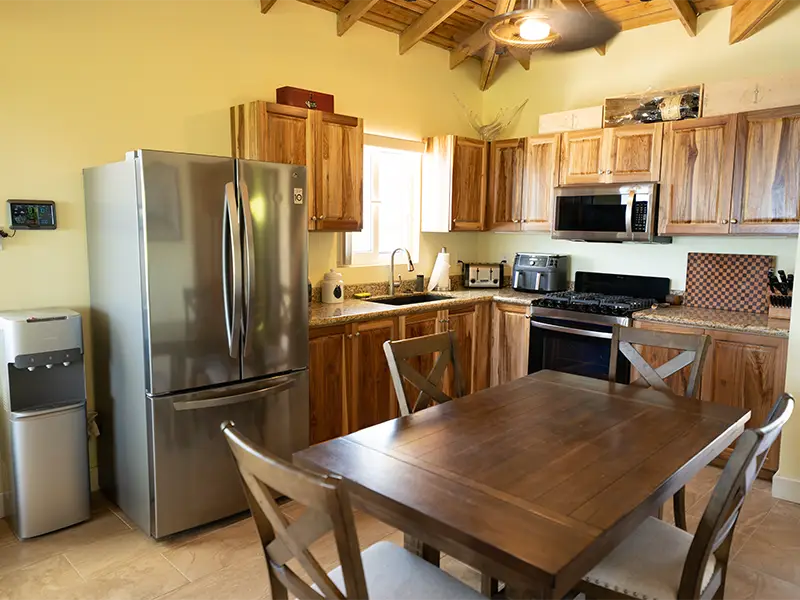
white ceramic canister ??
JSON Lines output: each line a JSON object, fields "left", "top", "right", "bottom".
{"left": 321, "top": 269, "right": 344, "bottom": 304}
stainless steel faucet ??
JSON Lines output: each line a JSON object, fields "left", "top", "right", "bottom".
{"left": 389, "top": 248, "right": 415, "bottom": 296}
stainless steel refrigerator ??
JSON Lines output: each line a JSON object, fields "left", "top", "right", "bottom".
{"left": 83, "top": 150, "right": 309, "bottom": 538}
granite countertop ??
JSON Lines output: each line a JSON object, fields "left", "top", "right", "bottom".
{"left": 309, "top": 288, "right": 540, "bottom": 327}
{"left": 633, "top": 306, "right": 790, "bottom": 338}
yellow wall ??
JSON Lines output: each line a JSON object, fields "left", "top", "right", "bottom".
{"left": 0, "top": 0, "right": 483, "bottom": 311}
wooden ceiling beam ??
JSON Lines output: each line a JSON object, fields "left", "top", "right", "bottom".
{"left": 479, "top": 43, "right": 500, "bottom": 90}
{"left": 337, "top": 0, "right": 380, "bottom": 36}
{"left": 260, "top": 0, "right": 278, "bottom": 14}
{"left": 729, "top": 0, "right": 785, "bottom": 44}
{"left": 666, "top": 0, "right": 698, "bottom": 36}
{"left": 507, "top": 47, "right": 531, "bottom": 70}
{"left": 399, "top": 0, "right": 469, "bottom": 55}
{"left": 450, "top": 28, "right": 490, "bottom": 69}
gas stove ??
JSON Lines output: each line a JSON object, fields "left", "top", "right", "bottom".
{"left": 530, "top": 272, "right": 669, "bottom": 327}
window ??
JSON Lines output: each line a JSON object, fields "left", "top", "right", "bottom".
{"left": 340, "top": 136, "right": 423, "bottom": 267}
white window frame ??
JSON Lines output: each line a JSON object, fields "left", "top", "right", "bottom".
{"left": 339, "top": 134, "right": 424, "bottom": 268}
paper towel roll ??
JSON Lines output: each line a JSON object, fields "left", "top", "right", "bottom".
{"left": 428, "top": 247, "right": 451, "bottom": 292}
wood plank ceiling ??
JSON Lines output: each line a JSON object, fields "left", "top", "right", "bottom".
{"left": 263, "top": 0, "right": 787, "bottom": 90}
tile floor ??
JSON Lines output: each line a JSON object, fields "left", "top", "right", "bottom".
{"left": 0, "top": 467, "right": 799, "bottom": 600}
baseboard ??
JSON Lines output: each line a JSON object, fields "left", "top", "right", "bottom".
{"left": 90, "top": 467, "right": 100, "bottom": 492}
{"left": 772, "top": 472, "right": 800, "bottom": 504}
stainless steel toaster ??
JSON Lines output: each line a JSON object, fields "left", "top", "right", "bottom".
{"left": 459, "top": 261, "right": 506, "bottom": 289}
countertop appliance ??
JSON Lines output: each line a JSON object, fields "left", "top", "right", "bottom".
{"left": 84, "top": 150, "right": 309, "bottom": 539}
{"left": 512, "top": 253, "right": 569, "bottom": 293}
{"left": 0, "top": 309, "right": 90, "bottom": 539}
{"left": 528, "top": 271, "right": 670, "bottom": 383}
{"left": 552, "top": 183, "right": 671, "bottom": 243}
{"left": 460, "top": 261, "right": 505, "bottom": 289}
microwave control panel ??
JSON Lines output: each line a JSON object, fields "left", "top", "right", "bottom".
{"left": 631, "top": 201, "right": 648, "bottom": 233}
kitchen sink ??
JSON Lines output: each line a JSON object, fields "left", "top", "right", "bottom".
{"left": 367, "top": 293, "right": 451, "bottom": 306}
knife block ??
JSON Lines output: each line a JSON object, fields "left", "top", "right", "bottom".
{"left": 768, "top": 292, "right": 792, "bottom": 321}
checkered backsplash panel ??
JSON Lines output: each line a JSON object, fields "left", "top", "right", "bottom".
{"left": 684, "top": 253, "right": 773, "bottom": 313}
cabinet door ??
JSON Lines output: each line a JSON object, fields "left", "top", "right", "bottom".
{"left": 606, "top": 123, "right": 663, "bottom": 183}
{"left": 491, "top": 303, "right": 530, "bottom": 387}
{"left": 442, "top": 305, "right": 476, "bottom": 396}
{"left": 231, "top": 102, "right": 316, "bottom": 229}
{"left": 348, "top": 319, "right": 396, "bottom": 432}
{"left": 559, "top": 129, "right": 605, "bottom": 185}
{"left": 308, "top": 326, "right": 347, "bottom": 444}
{"left": 702, "top": 330, "right": 788, "bottom": 472}
{"left": 659, "top": 116, "right": 737, "bottom": 235}
{"left": 732, "top": 106, "right": 800, "bottom": 235}
{"left": 451, "top": 136, "right": 488, "bottom": 231}
{"left": 314, "top": 112, "right": 364, "bottom": 232}
{"left": 401, "top": 311, "right": 441, "bottom": 406}
{"left": 521, "top": 134, "right": 560, "bottom": 232}
{"left": 631, "top": 321, "right": 705, "bottom": 397}
{"left": 488, "top": 138, "right": 524, "bottom": 231}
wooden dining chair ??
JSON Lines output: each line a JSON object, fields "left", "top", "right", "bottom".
{"left": 220, "top": 421, "right": 484, "bottom": 600}
{"left": 383, "top": 331, "right": 465, "bottom": 416}
{"left": 574, "top": 393, "right": 794, "bottom": 600}
{"left": 610, "top": 324, "right": 711, "bottom": 530}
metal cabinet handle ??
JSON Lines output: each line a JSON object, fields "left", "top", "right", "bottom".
{"left": 731, "top": 218, "right": 739, "bottom": 224}
{"left": 512, "top": 219, "right": 519, "bottom": 223}
{"left": 311, "top": 216, "right": 317, "bottom": 221}
{"left": 319, "top": 215, "right": 325, "bottom": 220}
{"left": 606, "top": 170, "right": 612, "bottom": 174}
{"left": 597, "top": 170, "right": 603, "bottom": 175}
{"left": 722, "top": 219, "right": 729, "bottom": 225}
{"left": 347, "top": 334, "right": 353, "bottom": 339}
{"left": 355, "top": 331, "right": 360, "bottom": 337}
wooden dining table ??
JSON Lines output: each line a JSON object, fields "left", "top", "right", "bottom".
{"left": 293, "top": 370, "right": 750, "bottom": 599}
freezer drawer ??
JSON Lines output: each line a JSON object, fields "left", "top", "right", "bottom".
{"left": 148, "top": 370, "right": 309, "bottom": 538}
{"left": 8, "top": 402, "right": 91, "bottom": 539}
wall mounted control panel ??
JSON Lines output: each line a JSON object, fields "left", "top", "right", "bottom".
{"left": 7, "top": 200, "right": 57, "bottom": 230}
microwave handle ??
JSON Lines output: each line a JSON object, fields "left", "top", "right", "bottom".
{"left": 625, "top": 190, "right": 635, "bottom": 238}
{"left": 531, "top": 320, "right": 613, "bottom": 340}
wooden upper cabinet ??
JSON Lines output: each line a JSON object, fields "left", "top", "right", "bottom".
{"left": 522, "top": 134, "right": 560, "bottom": 232}
{"left": 315, "top": 111, "right": 363, "bottom": 232}
{"left": 605, "top": 124, "right": 663, "bottom": 183}
{"left": 659, "top": 115, "right": 737, "bottom": 235}
{"left": 559, "top": 128, "right": 605, "bottom": 185}
{"left": 230, "top": 101, "right": 363, "bottom": 232}
{"left": 701, "top": 330, "right": 788, "bottom": 472}
{"left": 452, "top": 136, "right": 488, "bottom": 230}
{"left": 488, "top": 138, "right": 525, "bottom": 231}
{"left": 732, "top": 106, "right": 800, "bottom": 235}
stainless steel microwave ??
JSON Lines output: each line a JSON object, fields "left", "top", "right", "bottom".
{"left": 552, "top": 183, "right": 671, "bottom": 243}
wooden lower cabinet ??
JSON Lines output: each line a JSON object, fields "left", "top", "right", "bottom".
{"left": 701, "top": 330, "right": 788, "bottom": 472}
{"left": 400, "top": 311, "right": 440, "bottom": 404}
{"left": 635, "top": 320, "right": 788, "bottom": 473}
{"left": 348, "top": 319, "right": 397, "bottom": 432}
{"left": 308, "top": 326, "right": 348, "bottom": 445}
{"left": 491, "top": 303, "right": 530, "bottom": 387}
{"left": 441, "top": 302, "right": 492, "bottom": 396}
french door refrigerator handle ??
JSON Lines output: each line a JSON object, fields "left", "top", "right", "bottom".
{"left": 222, "top": 182, "right": 242, "bottom": 359}
{"left": 531, "top": 320, "right": 613, "bottom": 340}
{"left": 240, "top": 180, "right": 256, "bottom": 357}
{"left": 171, "top": 373, "right": 300, "bottom": 411}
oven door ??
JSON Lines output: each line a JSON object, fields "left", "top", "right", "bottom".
{"left": 552, "top": 184, "right": 655, "bottom": 242}
{"left": 528, "top": 316, "right": 631, "bottom": 383}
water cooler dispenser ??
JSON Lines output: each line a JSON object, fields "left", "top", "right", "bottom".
{"left": 0, "top": 309, "right": 90, "bottom": 539}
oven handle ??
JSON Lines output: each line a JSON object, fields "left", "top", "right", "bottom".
{"left": 625, "top": 189, "right": 635, "bottom": 238}
{"left": 531, "top": 320, "right": 613, "bottom": 340}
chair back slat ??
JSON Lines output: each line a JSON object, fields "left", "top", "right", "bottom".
{"left": 678, "top": 394, "right": 794, "bottom": 598}
{"left": 384, "top": 331, "right": 465, "bottom": 416}
{"left": 610, "top": 325, "right": 711, "bottom": 398}
{"left": 222, "top": 422, "right": 368, "bottom": 599}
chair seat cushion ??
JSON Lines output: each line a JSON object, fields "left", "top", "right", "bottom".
{"left": 323, "top": 541, "right": 484, "bottom": 600}
{"left": 583, "top": 517, "right": 716, "bottom": 600}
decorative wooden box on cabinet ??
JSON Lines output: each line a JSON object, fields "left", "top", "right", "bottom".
{"left": 634, "top": 320, "right": 788, "bottom": 473}
{"left": 421, "top": 135, "right": 488, "bottom": 232}
{"left": 231, "top": 101, "right": 363, "bottom": 232}
{"left": 487, "top": 135, "right": 560, "bottom": 232}
{"left": 559, "top": 123, "right": 662, "bottom": 186}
